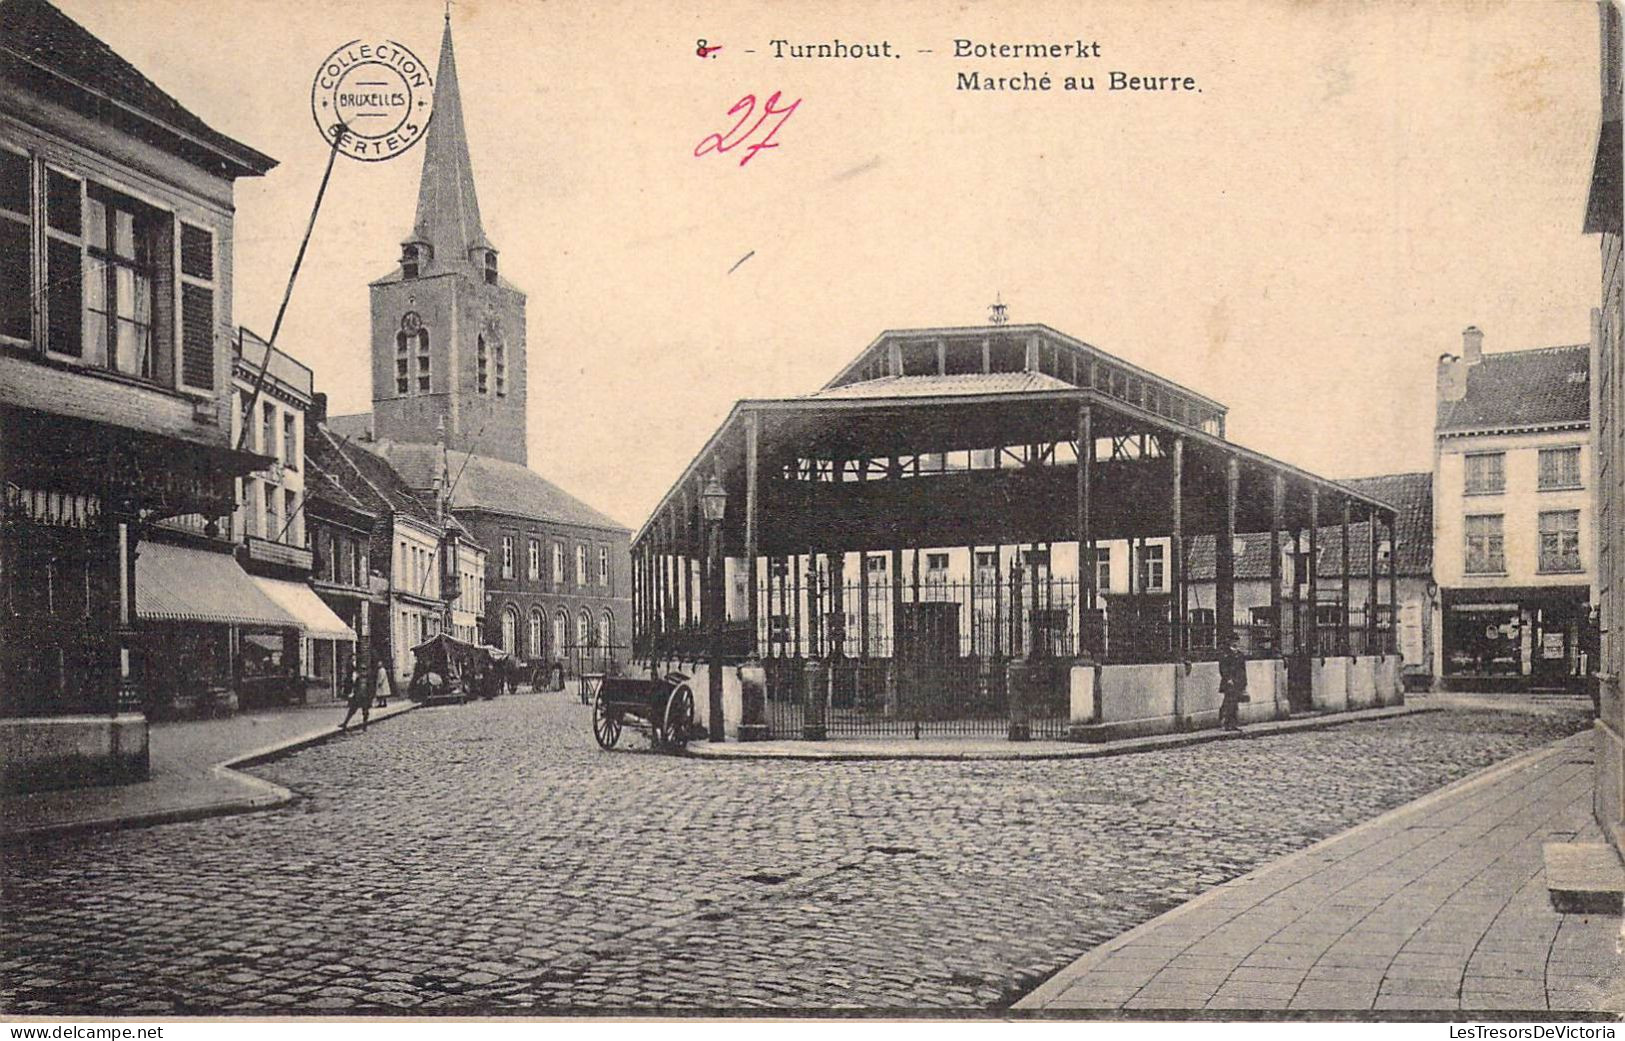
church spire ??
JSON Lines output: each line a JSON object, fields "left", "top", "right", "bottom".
{"left": 407, "top": 15, "right": 491, "bottom": 269}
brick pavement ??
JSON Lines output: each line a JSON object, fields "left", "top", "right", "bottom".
{"left": 0, "top": 701, "right": 415, "bottom": 837}
{"left": 0, "top": 694, "right": 1596, "bottom": 1015}
{"left": 1017, "top": 730, "right": 1625, "bottom": 1015}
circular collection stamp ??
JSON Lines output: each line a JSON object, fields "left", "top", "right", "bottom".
{"left": 310, "top": 39, "right": 434, "bottom": 161}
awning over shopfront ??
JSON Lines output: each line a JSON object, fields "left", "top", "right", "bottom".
{"left": 135, "top": 541, "right": 299, "bottom": 628}
{"left": 251, "top": 577, "right": 357, "bottom": 641}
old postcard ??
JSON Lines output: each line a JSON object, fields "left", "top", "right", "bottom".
{"left": 1, "top": 0, "right": 1622, "bottom": 1026}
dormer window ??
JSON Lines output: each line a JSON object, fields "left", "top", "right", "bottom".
{"left": 401, "top": 244, "right": 421, "bottom": 280}
{"left": 483, "top": 250, "right": 498, "bottom": 286}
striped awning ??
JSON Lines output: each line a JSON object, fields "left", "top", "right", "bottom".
{"left": 135, "top": 541, "right": 299, "bottom": 628}
{"left": 251, "top": 577, "right": 356, "bottom": 642}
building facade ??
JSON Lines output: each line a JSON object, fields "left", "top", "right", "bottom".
{"left": 308, "top": 421, "right": 485, "bottom": 690}
{"left": 330, "top": 15, "right": 630, "bottom": 675}
{"left": 304, "top": 443, "right": 380, "bottom": 703}
{"left": 1586, "top": 0, "right": 1623, "bottom": 855}
{"left": 0, "top": 0, "right": 278, "bottom": 787}
{"left": 1435, "top": 328, "right": 1594, "bottom": 693}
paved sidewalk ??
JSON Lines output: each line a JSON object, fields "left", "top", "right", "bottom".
{"left": 1016, "top": 730, "right": 1625, "bottom": 1015}
{"left": 1, "top": 700, "right": 416, "bottom": 839}
{"left": 692, "top": 704, "right": 1427, "bottom": 761}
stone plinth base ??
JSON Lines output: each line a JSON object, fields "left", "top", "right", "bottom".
{"left": 1, "top": 714, "right": 149, "bottom": 794}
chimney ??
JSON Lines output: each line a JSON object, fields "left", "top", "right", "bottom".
{"left": 309, "top": 391, "right": 328, "bottom": 427}
{"left": 1437, "top": 353, "right": 1468, "bottom": 403}
{"left": 1461, "top": 325, "right": 1484, "bottom": 365}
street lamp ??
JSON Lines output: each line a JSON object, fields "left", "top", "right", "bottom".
{"left": 700, "top": 474, "right": 728, "bottom": 742}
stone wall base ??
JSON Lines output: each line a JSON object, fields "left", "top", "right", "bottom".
{"left": 1, "top": 714, "right": 150, "bottom": 794}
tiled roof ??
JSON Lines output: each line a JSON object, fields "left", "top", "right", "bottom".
{"left": 1436, "top": 345, "right": 1590, "bottom": 433}
{"left": 304, "top": 453, "right": 377, "bottom": 524}
{"left": 1187, "top": 471, "right": 1432, "bottom": 580}
{"left": 0, "top": 0, "right": 275, "bottom": 178}
{"left": 807, "top": 372, "right": 1076, "bottom": 400}
{"left": 372, "top": 440, "right": 629, "bottom": 533}
{"left": 307, "top": 426, "right": 439, "bottom": 529}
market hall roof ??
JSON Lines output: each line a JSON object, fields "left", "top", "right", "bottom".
{"left": 0, "top": 0, "right": 276, "bottom": 179}
{"left": 807, "top": 372, "right": 1074, "bottom": 400}
{"left": 1435, "top": 344, "right": 1590, "bottom": 435}
{"left": 635, "top": 323, "right": 1396, "bottom": 551}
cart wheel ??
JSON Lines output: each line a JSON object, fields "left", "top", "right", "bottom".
{"left": 592, "top": 690, "right": 622, "bottom": 750}
{"left": 663, "top": 684, "right": 696, "bottom": 752}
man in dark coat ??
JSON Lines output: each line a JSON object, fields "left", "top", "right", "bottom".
{"left": 1218, "top": 632, "right": 1248, "bottom": 732}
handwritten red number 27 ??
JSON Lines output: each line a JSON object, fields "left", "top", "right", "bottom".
{"left": 694, "top": 92, "right": 801, "bottom": 167}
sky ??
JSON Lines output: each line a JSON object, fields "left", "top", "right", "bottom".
{"left": 56, "top": 0, "right": 1607, "bottom": 530}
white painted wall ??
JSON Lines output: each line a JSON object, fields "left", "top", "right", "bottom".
{"left": 1435, "top": 429, "right": 1593, "bottom": 592}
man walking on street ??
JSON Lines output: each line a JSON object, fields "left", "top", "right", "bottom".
{"left": 340, "top": 663, "right": 373, "bottom": 731}
{"left": 1219, "top": 632, "right": 1248, "bottom": 732}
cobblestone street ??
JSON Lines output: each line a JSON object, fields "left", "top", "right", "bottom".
{"left": 0, "top": 696, "right": 1593, "bottom": 1014}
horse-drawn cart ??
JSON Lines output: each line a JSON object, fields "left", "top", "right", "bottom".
{"left": 592, "top": 671, "right": 696, "bottom": 752}
{"left": 408, "top": 633, "right": 507, "bottom": 704}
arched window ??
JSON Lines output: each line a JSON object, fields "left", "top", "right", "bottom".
{"left": 553, "top": 609, "right": 568, "bottom": 655}
{"left": 578, "top": 608, "right": 592, "bottom": 649}
{"left": 477, "top": 334, "right": 488, "bottom": 394}
{"left": 494, "top": 339, "right": 507, "bottom": 397}
{"left": 529, "top": 609, "right": 543, "bottom": 658}
{"left": 395, "top": 332, "right": 409, "bottom": 394}
{"left": 415, "top": 327, "right": 430, "bottom": 393}
{"left": 600, "top": 610, "right": 614, "bottom": 653}
{"left": 500, "top": 606, "right": 518, "bottom": 655}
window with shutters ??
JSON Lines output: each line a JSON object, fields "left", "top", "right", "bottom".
{"left": 44, "top": 169, "right": 84, "bottom": 360}
{"left": 177, "top": 221, "right": 213, "bottom": 389}
{"left": 0, "top": 146, "right": 29, "bottom": 345}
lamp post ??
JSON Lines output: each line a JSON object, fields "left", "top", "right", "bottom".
{"left": 700, "top": 474, "right": 728, "bottom": 742}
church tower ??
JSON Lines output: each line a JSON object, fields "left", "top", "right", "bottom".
{"left": 369, "top": 14, "right": 528, "bottom": 465}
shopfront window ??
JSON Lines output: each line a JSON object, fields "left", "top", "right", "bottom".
{"left": 1444, "top": 604, "right": 1521, "bottom": 676}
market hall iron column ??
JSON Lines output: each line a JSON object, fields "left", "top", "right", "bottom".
{"left": 1217, "top": 457, "right": 1239, "bottom": 645}
{"left": 1367, "top": 505, "right": 1379, "bottom": 656}
{"left": 1341, "top": 499, "right": 1352, "bottom": 656}
{"left": 1171, "top": 435, "right": 1184, "bottom": 661}
{"left": 1308, "top": 489, "right": 1320, "bottom": 657}
{"left": 745, "top": 410, "right": 761, "bottom": 657}
{"left": 1387, "top": 510, "right": 1399, "bottom": 657}
{"left": 1270, "top": 474, "right": 1285, "bottom": 655}
{"left": 1076, "top": 403, "right": 1095, "bottom": 658}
